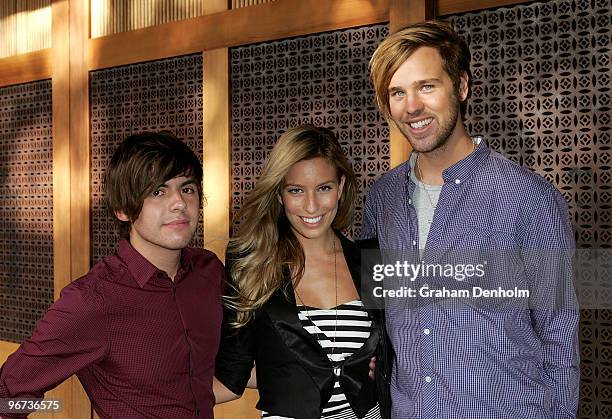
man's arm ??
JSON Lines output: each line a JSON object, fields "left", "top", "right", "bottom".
{"left": 522, "top": 186, "right": 580, "bottom": 418}
{"left": 0, "top": 281, "right": 107, "bottom": 417}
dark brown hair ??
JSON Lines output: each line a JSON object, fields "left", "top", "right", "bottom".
{"left": 104, "top": 131, "right": 203, "bottom": 238}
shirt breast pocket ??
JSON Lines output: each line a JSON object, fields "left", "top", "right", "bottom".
{"left": 454, "top": 227, "right": 528, "bottom": 310}
{"left": 457, "top": 227, "right": 518, "bottom": 251}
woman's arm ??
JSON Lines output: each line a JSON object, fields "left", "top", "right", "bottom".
{"left": 246, "top": 364, "right": 257, "bottom": 389}
{"left": 213, "top": 377, "right": 241, "bottom": 403}
{"left": 215, "top": 257, "right": 258, "bottom": 399}
{"left": 214, "top": 364, "right": 257, "bottom": 404}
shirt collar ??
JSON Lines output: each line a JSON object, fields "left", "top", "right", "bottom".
{"left": 178, "top": 247, "right": 196, "bottom": 279}
{"left": 442, "top": 136, "right": 489, "bottom": 184}
{"left": 404, "top": 136, "right": 490, "bottom": 186}
{"left": 117, "top": 239, "right": 194, "bottom": 288}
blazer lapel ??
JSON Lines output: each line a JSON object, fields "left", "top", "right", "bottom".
{"left": 262, "top": 281, "right": 335, "bottom": 395}
{"left": 262, "top": 236, "right": 378, "bottom": 407}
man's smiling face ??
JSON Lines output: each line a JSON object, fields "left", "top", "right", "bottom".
{"left": 388, "top": 46, "right": 468, "bottom": 153}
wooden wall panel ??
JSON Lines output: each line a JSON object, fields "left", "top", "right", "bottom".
{"left": 0, "top": 341, "right": 19, "bottom": 363}
{"left": 91, "top": 0, "right": 207, "bottom": 38}
{"left": 206, "top": 0, "right": 261, "bottom": 414}
{"left": 69, "top": 0, "right": 91, "bottom": 280}
{"left": 203, "top": 50, "right": 231, "bottom": 260}
{"left": 87, "top": 0, "right": 389, "bottom": 70}
{"left": 232, "top": 0, "right": 275, "bottom": 8}
{"left": 437, "top": 0, "right": 535, "bottom": 16}
{"left": 0, "top": 50, "right": 52, "bottom": 88}
{"left": 0, "top": 0, "right": 51, "bottom": 59}
{"left": 50, "top": 0, "right": 92, "bottom": 417}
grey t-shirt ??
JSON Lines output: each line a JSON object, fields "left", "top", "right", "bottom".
{"left": 409, "top": 153, "right": 442, "bottom": 254}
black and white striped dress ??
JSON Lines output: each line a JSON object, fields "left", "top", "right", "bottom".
{"left": 261, "top": 300, "right": 381, "bottom": 419}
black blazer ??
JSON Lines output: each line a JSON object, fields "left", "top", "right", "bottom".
{"left": 215, "top": 234, "right": 384, "bottom": 419}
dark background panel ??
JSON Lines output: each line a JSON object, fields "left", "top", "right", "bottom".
{"left": 0, "top": 80, "right": 53, "bottom": 343}
{"left": 90, "top": 54, "right": 204, "bottom": 263}
{"left": 230, "top": 24, "right": 390, "bottom": 239}
{"left": 446, "top": 0, "right": 611, "bottom": 416}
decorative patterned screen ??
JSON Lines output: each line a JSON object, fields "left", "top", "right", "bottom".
{"left": 90, "top": 54, "right": 204, "bottom": 264}
{"left": 445, "top": 0, "right": 611, "bottom": 416}
{"left": 230, "top": 24, "right": 390, "bottom": 239}
{"left": 0, "top": 80, "right": 53, "bottom": 343}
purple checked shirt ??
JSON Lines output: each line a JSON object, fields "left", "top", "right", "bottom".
{"left": 361, "top": 139, "right": 580, "bottom": 418}
{"left": 0, "top": 240, "right": 224, "bottom": 419}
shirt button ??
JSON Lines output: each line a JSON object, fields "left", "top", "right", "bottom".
{"left": 408, "top": 199, "right": 412, "bottom": 205}
{"left": 424, "top": 328, "right": 431, "bottom": 335}
{"left": 455, "top": 179, "right": 461, "bottom": 184}
{"left": 412, "top": 240, "right": 417, "bottom": 246}
{"left": 424, "top": 376, "right": 432, "bottom": 383}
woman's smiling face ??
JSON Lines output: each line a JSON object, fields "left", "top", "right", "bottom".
{"left": 280, "top": 157, "right": 344, "bottom": 242}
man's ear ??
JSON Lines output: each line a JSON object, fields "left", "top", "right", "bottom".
{"left": 115, "top": 210, "right": 130, "bottom": 222}
{"left": 458, "top": 71, "right": 469, "bottom": 102}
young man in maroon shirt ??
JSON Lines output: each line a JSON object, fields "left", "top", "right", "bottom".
{"left": 0, "top": 132, "right": 224, "bottom": 419}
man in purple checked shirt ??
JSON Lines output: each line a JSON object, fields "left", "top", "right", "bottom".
{"left": 0, "top": 132, "right": 224, "bottom": 419}
{"left": 362, "top": 21, "right": 580, "bottom": 418}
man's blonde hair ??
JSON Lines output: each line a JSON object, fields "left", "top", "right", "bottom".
{"left": 370, "top": 20, "right": 472, "bottom": 120}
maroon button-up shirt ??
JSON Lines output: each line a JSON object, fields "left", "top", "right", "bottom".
{"left": 0, "top": 240, "right": 224, "bottom": 419}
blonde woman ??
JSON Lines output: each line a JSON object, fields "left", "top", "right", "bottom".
{"left": 214, "top": 125, "right": 385, "bottom": 418}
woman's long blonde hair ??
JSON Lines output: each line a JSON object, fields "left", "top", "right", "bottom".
{"left": 227, "top": 125, "right": 357, "bottom": 327}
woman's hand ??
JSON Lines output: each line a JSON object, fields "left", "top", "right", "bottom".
{"left": 368, "top": 356, "right": 376, "bottom": 380}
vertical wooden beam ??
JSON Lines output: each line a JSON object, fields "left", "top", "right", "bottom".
{"left": 388, "top": 0, "right": 436, "bottom": 167}
{"left": 50, "top": 0, "right": 92, "bottom": 418}
{"left": 203, "top": 47, "right": 257, "bottom": 419}
{"left": 69, "top": 0, "right": 91, "bottom": 280}
{"left": 202, "top": 47, "right": 231, "bottom": 261}
{"left": 202, "top": 0, "right": 232, "bottom": 262}
{"left": 389, "top": 0, "right": 436, "bottom": 32}
{"left": 50, "top": 1, "right": 75, "bottom": 417}
{"left": 204, "top": 0, "right": 259, "bottom": 416}
{"left": 69, "top": 0, "right": 92, "bottom": 414}
{"left": 52, "top": 0, "right": 70, "bottom": 305}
